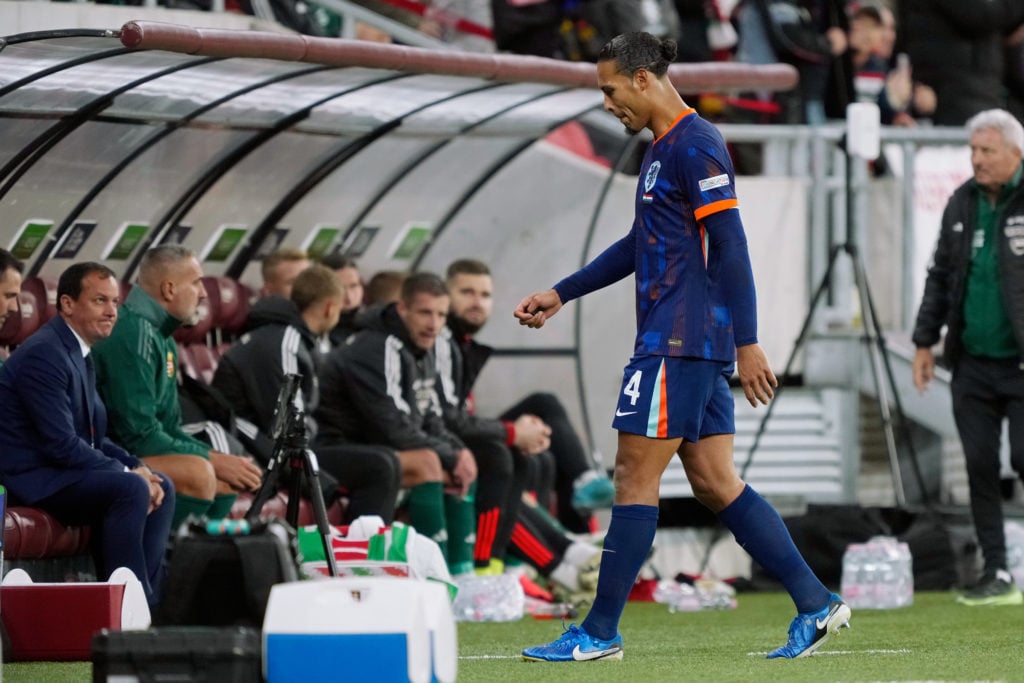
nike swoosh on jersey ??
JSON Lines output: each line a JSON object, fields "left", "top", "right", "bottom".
{"left": 615, "top": 409, "right": 638, "bottom": 417}
{"left": 572, "top": 644, "right": 620, "bottom": 661}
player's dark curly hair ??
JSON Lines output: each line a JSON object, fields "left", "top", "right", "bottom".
{"left": 597, "top": 31, "right": 677, "bottom": 78}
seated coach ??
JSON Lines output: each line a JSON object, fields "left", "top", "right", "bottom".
{"left": 0, "top": 262, "right": 174, "bottom": 606}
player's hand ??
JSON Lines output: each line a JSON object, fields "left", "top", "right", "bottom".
{"left": 512, "top": 414, "right": 551, "bottom": 455}
{"left": 210, "top": 451, "right": 264, "bottom": 492}
{"left": 736, "top": 343, "right": 777, "bottom": 407}
{"left": 514, "top": 289, "right": 562, "bottom": 329}
{"left": 912, "top": 347, "right": 935, "bottom": 394}
{"left": 447, "top": 448, "right": 478, "bottom": 497}
{"left": 131, "top": 466, "right": 165, "bottom": 512}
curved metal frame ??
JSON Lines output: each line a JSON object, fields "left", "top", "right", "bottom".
{"left": 40, "top": 64, "right": 333, "bottom": 278}
{"left": 226, "top": 81, "right": 506, "bottom": 278}
{"left": 122, "top": 72, "right": 411, "bottom": 280}
{"left": 0, "top": 52, "right": 221, "bottom": 274}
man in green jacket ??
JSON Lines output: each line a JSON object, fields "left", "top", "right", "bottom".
{"left": 94, "top": 245, "right": 263, "bottom": 527}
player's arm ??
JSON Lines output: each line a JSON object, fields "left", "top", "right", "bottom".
{"left": 701, "top": 208, "right": 757, "bottom": 346}
{"left": 515, "top": 228, "right": 635, "bottom": 327}
{"left": 701, "top": 208, "right": 776, "bottom": 406}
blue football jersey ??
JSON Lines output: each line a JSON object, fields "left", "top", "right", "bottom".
{"left": 631, "top": 108, "right": 744, "bottom": 361}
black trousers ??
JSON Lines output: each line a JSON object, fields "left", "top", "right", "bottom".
{"left": 502, "top": 392, "right": 596, "bottom": 533}
{"left": 951, "top": 354, "right": 1024, "bottom": 575}
{"left": 316, "top": 443, "right": 401, "bottom": 525}
{"left": 462, "top": 434, "right": 526, "bottom": 565}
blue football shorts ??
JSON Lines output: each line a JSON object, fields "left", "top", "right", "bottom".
{"left": 611, "top": 355, "right": 735, "bottom": 441}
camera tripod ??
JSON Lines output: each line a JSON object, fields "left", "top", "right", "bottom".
{"left": 698, "top": 138, "right": 932, "bottom": 576}
{"left": 246, "top": 376, "right": 339, "bottom": 577}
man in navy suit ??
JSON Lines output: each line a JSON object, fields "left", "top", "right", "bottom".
{"left": 0, "top": 262, "right": 174, "bottom": 606}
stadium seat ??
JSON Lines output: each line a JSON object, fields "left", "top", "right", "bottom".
{"left": 20, "top": 276, "right": 58, "bottom": 322}
{"left": 187, "top": 343, "right": 218, "bottom": 384}
{"left": 0, "top": 291, "right": 42, "bottom": 346}
{"left": 177, "top": 343, "right": 200, "bottom": 381}
{"left": 203, "top": 276, "right": 249, "bottom": 335}
{"left": 3, "top": 506, "right": 91, "bottom": 559}
{"left": 223, "top": 281, "right": 254, "bottom": 334}
{"left": 172, "top": 296, "right": 215, "bottom": 345}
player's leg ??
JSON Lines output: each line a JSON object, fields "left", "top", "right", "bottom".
{"left": 142, "top": 454, "right": 216, "bottom": 528}
{"left": 523, "top": 432, "right": 676, "bottom": 662}
{"left": 502, "top": 392, "right": 612, "bottom": 532}
{"left": 678, "top": 365, "right": 847, "bottom": 658}
{"left": 396, "top": 448, "right": 449, "bottom": 558}
{"left": 523, "top": 355, "right": 677, "bottom": 662}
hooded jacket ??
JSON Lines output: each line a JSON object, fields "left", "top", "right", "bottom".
{"left": 315, "top": 303, "right": 464, "bottom": 470}
{"left": 212, "top": 296, "right": 322, "bottom": 438}
{"left": 434, "top": 319, "right": 509, "bottom": 446}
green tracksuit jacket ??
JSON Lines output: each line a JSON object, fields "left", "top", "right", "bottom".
{"left": 93, "top": 287, "right": 209, "bottom": 459}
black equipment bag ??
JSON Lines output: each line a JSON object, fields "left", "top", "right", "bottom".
{"left": 154, "top": 518, "right": 299, "bottom": 628}
{"left": 92, "top": 627, "right": 261, "bottom": 683}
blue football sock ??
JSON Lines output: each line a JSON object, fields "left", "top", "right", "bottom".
{"left": 581, "top": 504, "right": 658, "bottom": 640}
{"left": 717, "top": 484, "right": 830, "bottom": 614}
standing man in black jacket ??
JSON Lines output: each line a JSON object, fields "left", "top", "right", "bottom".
{"left": 913, "top": 109, "right": 1024, "bottom": 606}
{"left": 212, "top": 264, "right": 400, "bottom": 523}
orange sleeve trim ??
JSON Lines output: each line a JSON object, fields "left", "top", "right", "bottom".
{"left": 694, "top": 198, "right": 738, "bottom": 220}
{"left": 653, "top": 107, "right": 696, "bottom": 144}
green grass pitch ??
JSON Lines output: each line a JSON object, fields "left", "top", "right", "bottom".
{"left": 6, "top": 591, "right": 1024, "bottom": 682}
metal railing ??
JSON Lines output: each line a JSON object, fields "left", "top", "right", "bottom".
{"left": 718, "top": 122, "right": 969, "bottom": 332}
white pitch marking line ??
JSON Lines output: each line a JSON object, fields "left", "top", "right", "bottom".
{"left": 461, "top": 655, "right": 521, "bottom": 660}
{"left": 747, "top": 648, "right": 912, "bottom": 656}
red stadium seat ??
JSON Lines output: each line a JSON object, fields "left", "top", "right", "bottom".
{"left": 20, "top": 276, "right": 58, "bottom": 322}
{"left": 223, "top": 281, "right": 254, "bottom": 334}
{"left": 187, "top": 343, "right": 218, "bottom": 384}
{"left": 0, "top": 291, "right": 42, "bottom": 346}
{"left": 172, "top": 297, "right": 214, "bottom": 345}
{"left": 177, "top": 342, "right": 200, "bottom": 381}
{"left": 202, "top": 276, "right": 247, "bottom": 333}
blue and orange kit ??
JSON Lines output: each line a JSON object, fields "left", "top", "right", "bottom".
{"left": 553, "top": 109, "right": 758, "bottom": 362}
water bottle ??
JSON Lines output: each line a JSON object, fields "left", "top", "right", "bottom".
{"left": 652, "top": 579, "right": 701, "bottom": 612}
{"left": 841, "top": 543, "right": 868, "bottom": 608}
{"left": 893, "top": 540, "right": 914, "bottom": 607}
{"left": 1005, "top": 521, "right": 1024, "bottom": 588}
{"left": 452, "top": 574, "right": 524, "bottom": 622}
{"left": 843, "top": 537, "right": 913, "bottom": 609}
{"left": 873, "top": 536, "right": 913, "bottom": 608}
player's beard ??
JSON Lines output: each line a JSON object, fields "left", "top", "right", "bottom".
{"left": 449, "top": 312, "right": 484, "bottom": 337}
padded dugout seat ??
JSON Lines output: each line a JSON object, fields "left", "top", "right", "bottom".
{"left": 3, "top": 492, "right": 343, "bottom": 564}
{"left": 20, "top": 276, "right": 58, "bottom": 323}
{"left": 3, "top": 506, "right": 92, "bottom": 559}
{"left": 0, "top": 290, "right": 42, "bottom": 346}
{"left": 202, "top": 276, "right": 250, "bottom": 335}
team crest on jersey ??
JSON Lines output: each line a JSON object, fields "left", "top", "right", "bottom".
{"left": 166, "top": 351, "right": 175, "bottom": 378}
{"left": 642, "top": 161, "right": 661, "bottom": 203}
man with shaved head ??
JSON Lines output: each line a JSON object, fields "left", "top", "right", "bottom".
{"left": 94, "top": 245, "right": 263, "bottom": 528}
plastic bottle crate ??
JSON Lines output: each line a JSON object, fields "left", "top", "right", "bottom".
{"left": 92, "top": 627, "right": 261, "bottom": 683}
